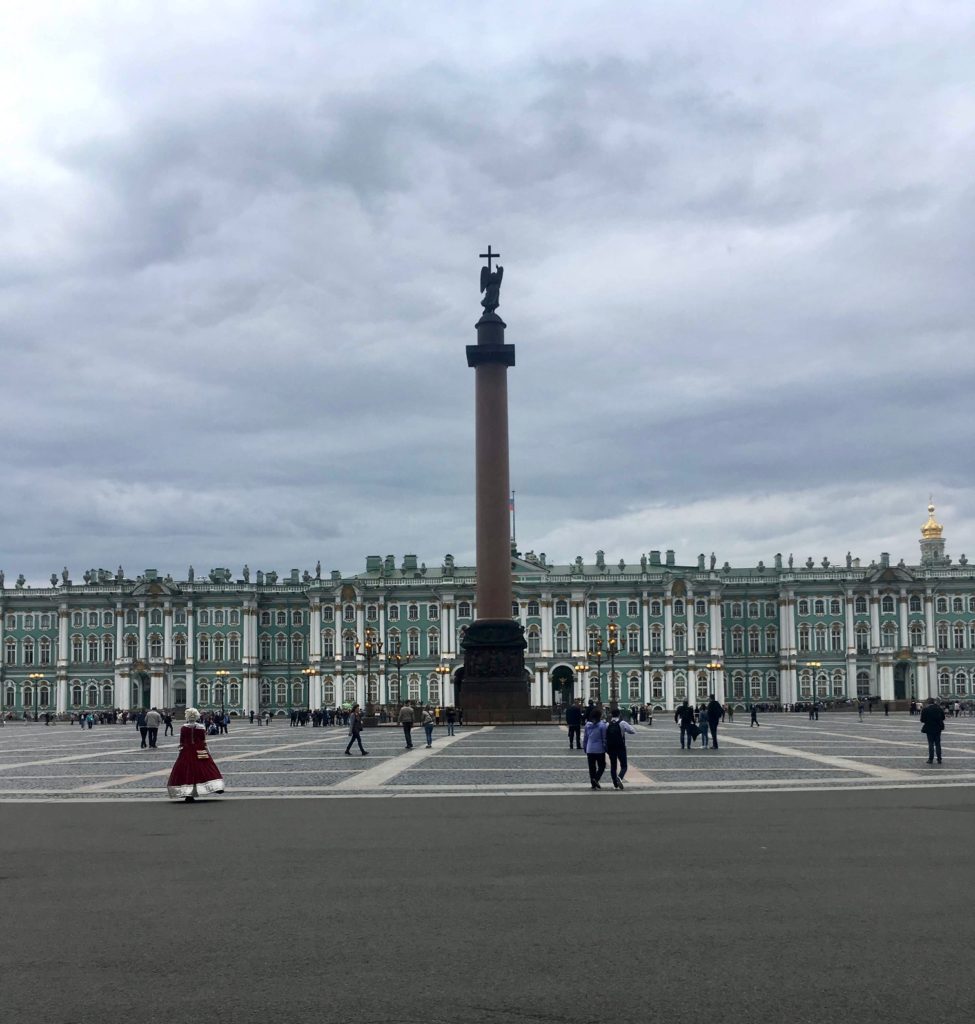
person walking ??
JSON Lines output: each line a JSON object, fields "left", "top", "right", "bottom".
{"left": 136, "top": 709, "right": 149, "bottom": 748}
{"left": 920, "top": 697, "right": 946, "bottom": 764}
{"left": 750, "top": 704, "right": 760, "bottom": 727}
{"left": 674, "top": 699, "right": 697, "bottom": 750}
{"left": 344, "top": 704, "right": 368, "bottom": 756}
{"left": 145, "top": 707, "right": 163, "bottom": 748}
{"left": 446, "top": 707, "right": 457, "bottom": 736}
{"left": 605, "top": 707, "right": 636, "bottom": 789}
{"left": 166, "top": 707, "right": 225, "bottom": 802}
{"left": 565, "top": 699, "right": 583, "bottom": 750}
{"left": 163, "top": 711, "right": 174, "bottom": 737}
{"left": 399, "top": 702, "right": 415, "bottom": 749}
{"left": 698, "top": 706, "right": 709, "bottom": 748}
{"left": 422, "top": 706, "right": 436, "bottom": 748}
{"left": 583, "top": 709, "right": 608, "bottom": 790}
{"left": 706, "top": 694, "right": 724, "bottom": 749}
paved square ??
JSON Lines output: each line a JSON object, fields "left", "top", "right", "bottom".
{"left": 2, "top": 712, "right": 973, "bottom": 800}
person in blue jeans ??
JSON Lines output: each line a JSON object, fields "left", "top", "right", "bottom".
{"left": 920, "top": 697, "right": 945, "bottom": 763}
{"left": 446, "top": 707, "right": 456, "bottom": 736}
{"left": 674, "top": 700, "right": 696, "bottom": 749}
{"left": 698, "top": 706, "right": 709, "bottom": 748}
{"left": 422, "top": 707, "right": 436, "bottom": 748}
{"left": 583, "top": 709, "right": 608, "bottom": 789}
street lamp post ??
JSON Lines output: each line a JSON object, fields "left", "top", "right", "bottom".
{"left": 706, "top": 661, "right": 722, "bottom": 703}
{"left": 573, "top": 661, "right": 588, "bottom": 705}
{"left": 805, "top": 660, "right": 822, "bottom": 714}
{"left": 355, "top": 627, "right": 383, "bottom": 714}
{"left": 301, "top": 667, "right": 316, "bottom": 715}
{"left": 214, "top": 668, "right": 229, "bottom": 718}
{"left": 389, "top": 641, "right": 415, "bottom": 707}
{"left": 435, "top": 663, "right": 451, "bottom": 710}
{"left": 589, "top": 639, "right": 604, "bottom": 706}
{"left": 606, "top": 622, "right": 621, "bottom": 707}
{"left": 28, "top": 672, "right": 44, "bottom": 722}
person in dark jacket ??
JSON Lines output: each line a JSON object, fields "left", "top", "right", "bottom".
{"left": 136, "top": 709, "right": 148, "bottom": 748}
{"left": 706, "top": 694, "right": 724, "bottom": 749}
{"left": 674, "top": 699, "right": 696, "bottom": 749}
{"left": 565, "top": 700, "right": 583, "bottom": 750}
{"left": 920, "top": 697, "right": 946, "bottom": 764}
{"left": 605, "top": 708, "right": 637, "bottom": 789}
{"left": 344, "top": 704, "right": 368, "bottom": 756}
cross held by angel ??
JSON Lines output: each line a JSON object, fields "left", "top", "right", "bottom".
{"left": 479, "top": 245, "right": 503, "bottom": 314}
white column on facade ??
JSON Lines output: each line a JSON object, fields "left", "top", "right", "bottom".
{"left": 57, "top": 603, "right": 70, "bottom": 713}
{"left": 924, "top": 592, "right": 935, "bottom": 651}
{"left": 685, "top": 588, "right": 695, "bottom": 662}
{"left": 138, "top": 603, "right": 147, "bottom": 659}
{"left": 642, "top": 667, "right": 651, "bottom": 703}
{"left": 541, "top": 597, "right": 553, "bottom": 657}
{"left": 310, "top": 601, "right": 322, "bottom": 660}
{"left": 163, "top": 604, "right": 173, "bottom": 660}
{"left": 356, "top": 601, "right": 365, "bottom": 646}
{"left": 185, "top": 605, "right": 195, "bottom": 707}
{"left": 663, "top": 597, "right": 674, "bottom": 656}
{"left": 441, "top": 601, "right": 453, "bottom": 657}
{"left": 115, "top": 604, "right": 124, "bottom": 658}
{"left": 531, "top": 669, "right": 542, "bottom": 706}
{"left": 869, "top": 591, "right": 881, "bottom": 649}
{"left": 710, "top": 595, "right": 722, "bottom": 657}
{"left": 664, "top": 666, "right": 675, "bottom": 710}
{"left": 844, "top": 589, "right": 857, "bottom": 697}
{"left": 898, "top": 590, "right": 909, "bottom": 649}
{"left": 570, "top": 600, "right": 582, "bottom": 654}
{"left": 641, "top": 594, "right": 650, "bottom": 654}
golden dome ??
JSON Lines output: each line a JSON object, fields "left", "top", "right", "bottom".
{"left": 921, "top": 503, "right": 943, "bottom": 539}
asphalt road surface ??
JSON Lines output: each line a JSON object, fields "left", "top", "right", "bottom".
{"left": 3, "top": 787, "right": 973, "bottom": 1024}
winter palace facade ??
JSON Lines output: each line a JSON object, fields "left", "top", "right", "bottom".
{"left": 2, "top": 506, "right": 973, "bottom": 717}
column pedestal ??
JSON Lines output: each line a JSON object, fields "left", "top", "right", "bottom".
{"left": 458, "top": 618, "right": 529, "bottom": 721}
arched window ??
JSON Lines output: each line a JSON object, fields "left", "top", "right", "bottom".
{"left": 673, "top": 599, "right": 685, "bottom": 616}
{"left": 101, "top": 683, "right": 113, "bottom": 706}
{"left": 229, "top": 682, "right": 241, "bottom": 704}
{"left": 607, "top": 601, "right": 619, "bottom": 618}
{"left": 797, "top": 599, "right": 809, "bottom": 616}
{"left": 628, "top": 671, "right": 641, "bottom": 701}
{"left": 628, "top": 625, "right": 641, "bottom": 654}
{"left": 343, "top": 676, "right": 356, "bottom": 703}
{"left": 407, "top": 630, "right": 420, "bottom": 656}
{"left": 955, "top": 671, "right": 968, "bottom": 695}
{"left": 527, "top": 628, "right": 540, "bottom": 655}
{"left": 344, "top": 604, "right": 355, "bottom": 622}
{"left": 732, "top": 672, "right": 745, "bottom": 700}
{"left": 275, "top": 680, "right": 288, "bottom": 704}
{"left": 229, "top": 633, "right": 240, "bottom": 661}
{"left": 696, "top": 671, "right": 709, "bottom": 701}
{"left": 366, "top": 604, "right": 378, "bottom": 620}
{"left": 651, "top": 672, "right": 664, "bottom": 700}
{"left": 149, "top": 634, "right": 163, "bottom": 658}
{"left": 4, "top": 639, "right": 15, "bottom": 665}
{"left": 321, "top": 677, "right": 334, "bottom": 706}
{"left": 40, "top": 637, "right": 52, "bottom": 664}
{"left": 85, "top": 636, "right": 99, "bottom": 661}
{"left": 554, "top": 599, "right": 568, "bottom": 617}
{"left": 854, "top": 596, "right": 868, "bottom": 614}
{"left": 408, "top": 674, "right": 421, "bottom": 703}
{"left": 938, "top": 671, "right": 951, "bottom": 697}
{"left": 765, "top": 602, "right": 777, "bottom": 618}
{"left": 275, "top": 634, "right": 288, "bottom": 660}
{"left": 731, "top": 627, "right": 744, "bottom": 655}
{"left": 813, "top": 599, "right": 825, "bottom": 616}
{"left": 748, "top": 602, "right": 759, "bottom": 618}
{"left": 321, "top": 606, "right": 334, "bottom": 622}
{"left": 881, "top": 595, "right": 894, "bottom": 614}
{"left": 831, "top": 670, "right": 844, "bottom": 697}
{"left": 291, "top": 682, "right": 303, "bottom": 705}
{"left": 458, "top": 601, "right": 472, "bottom": 618}
{"left": 149, "top": 608, "right": 162, "bottom": 626}
{"left": 765, "top": 626, "right": 777, "bottom": 653}
{"left": 587, "top": 601, "right": 598, "bottom": 617}
{"left": 71, "top": 684, "right": 83, "bottom": 707}
{"left": 291, "top": 634, "right": 303, "bottom": 661}
{"left": 936, "top": 623, "right": 949, "bottom": 650}
{"left": 23, "top": 638, "right": 34, "bottom": 665}
{"left": 953, "top": 624, "right": 965, "bottom": 650}
{"left": 856, "top": 671, "right": 870, "bottom": 697}
{"left": 343, "top": 633, "right": 356, "bottom": 659}
{"left": 125, "top": 609, "right": 137, "bottom": 626}
{"left": 799, "top": 671, "right": 813, "bottom": 698}
{"left": 750, "top": 672, "right": 762, "bottom": 699}
{"left": 909, "top": 595, "right": 922, "bottom": 613}
{"left": 555, "top": 626, "right": 569, "bottom": 655}
{"left": 695, "top": 599, "right": 707, "bottom": 616}
{"left": 527, "top": 600, "right": 540, "bottom": 617}
{"left": 936, "top": 596, "right": 948, "bottom": 613}
{"left": 856, "top": 624, "right": 870, "bottom": 654}
{"left": 198, "top": 634, "right": 210, "bottom": 661}
{"left": 39, "top": 685, "right": 51, "bottom": 708}
{"left": 814, "top": 624, "right": 827, "bottom": 651}
{"left": 260, "top": 680, "right": 271, "bottom": 705}
{"left": 173, "top": 682, "right": 186, "bottom": 705}
{"left": 292, "top": 610, "right": 303, "bottom": 626}
{"left": 629, "top": 601, "right": 640, "bottom": 617}
{"left": 650, "top": 625, "right": 662, "bottom": 654}
{"left": 748, "top": 626, "right": 760, "bottom": 654}
{"left": 674, "top": 672, "right": 687, "bottom": 701}
{"left": 650, "top": 600, "right": 662, "bottom": 616}
{"left": 829, "top": 599, "right": 841, "bottom": 615}
{"left": 198, "top": 682, "right": 211, "bottom": 704}
{"left": 673, "top": 625, "right": 686, "bottom": 654}
{"left": 72, "top": 612, "right": 83, "bottom": 627}
{"left": 588, "top": 672, "right": 601, "bottom": 703}
{"left": 798, "top": 625, "right": 810, "bottom": 652}
{"left": 72, "top": 635, "right": 83, "bottom": 661}
{"left": 767, "top": 673, "right": 779, "bottom": 699}
{"left": 952, "top": 596, "right": 964, "bottom": 613}
{"left": 830, "top": 624, "right": 843, "bottom": 651}
{"left": 87, "top": 684, "right": 98, "bottom": 707}
{"left": 587, "top": 627, "right": 601, "bottom": 654}
{"left": 102, "top": 636, "right": 114, "bottom": 662}
{"left": 322, "top": 631, "right": 335, "bottom": 658}
{"left": 427, "top": 629, "right": 441, "bottom": 657}
{"left": 407, "top": 604, "right": 419, "bottom": 621}
{"left": 909, "top": 623, "right": 924, "bottom": 647}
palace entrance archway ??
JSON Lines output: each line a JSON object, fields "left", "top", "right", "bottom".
{"left": 550, "top": 665, "right": 574, "bottom": 704}
{"left": 894, "top": 661, "right": 911, "bottom": 701}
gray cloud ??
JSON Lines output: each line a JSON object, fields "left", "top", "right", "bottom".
{"left": 2, "top": 1, "right": 973, "bottom": 583}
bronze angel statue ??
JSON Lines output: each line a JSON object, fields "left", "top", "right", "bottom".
{"left": 480, "top": 262, "right": 503, "bottom": 314}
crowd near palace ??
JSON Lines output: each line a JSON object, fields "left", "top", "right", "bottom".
{"left": 2, "top": 506, "right": 974, "bottom": 719}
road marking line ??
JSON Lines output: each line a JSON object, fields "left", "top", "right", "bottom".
{"left": 332, "top": 727, "right": 489, "bottom": 789}
{"left": 717, "top": 733, "right": 918, "bottom": 779}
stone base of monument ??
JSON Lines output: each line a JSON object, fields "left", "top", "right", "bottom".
{"left": 458, "top": 617, "right": 535, "bottom": 723}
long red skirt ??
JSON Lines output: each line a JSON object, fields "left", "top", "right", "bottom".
{"left": 167, "top": 724, "right": 225, "bottom": 799}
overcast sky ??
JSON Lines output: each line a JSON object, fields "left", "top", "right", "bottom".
{"left": 3, "top": 1, "right": 974, "bottom": 584}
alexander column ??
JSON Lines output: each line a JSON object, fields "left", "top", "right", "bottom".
{"left": 459, "top": 247, "right": 529, "bottom": 717}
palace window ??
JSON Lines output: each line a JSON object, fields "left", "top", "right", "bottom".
{"left": 527, "top": 628, "right": 540, "bottom": 655}
{"left": 174, "top": 609, "right": 186, "bottom": 626}
{"left": 731, "top": 627, "right": 744, "bottom": 655}
{"left": 587, "top": 628, "right": 601, "bottom": 654}
{"left": 322, "top": 631, "right": 335, "bottom": 658}
{"left": 936, "top": 623, "right": 948, "bottom": 650}
{"left": 939, "top": 671, "right": 951, "bottom": 697}
{"left": 748, "top": 602, "right": 759, "bottom": 619}
{"left": 765, "top": 602, "right": 777, "bottom": 618}
{"left": 276, "top": 634, "right": 289, "bottom": 661}
{"left": 198, "top": 682, "right": 211, "bottom": 705}
{"left": 198, "top": 635, "right": 210, "bottom": 661}
{"left": 24, "top": 614, "right": 35, "bottom": 629}
{"left": 953, "top": 597, "right": 964, "bottom": 613}
{"left": 767, "top": 673, "right": 779, "bottom": 699}
{"left": 696, "top": 625, "right": 708, "bottom": 654}
{"left": 388, "top": 605, "right": 399, "bottom": 621}
{"left": 321, "top": 606, "right": 334, "bottom": 622}
{"left": 881, "top": 595, "right": 895, "bottom": 614}
{"left": 512, "top": 602, "right": 520, "bottom": 618}
{"left": 344, "top": 605, "right": 355, "bottom": 622}
{"left": 229, "top": 610, "right": 239, "bottom": 625}
{"left": 150, "top": 634, "right": 163, "bottom": 658}
{"left": 650, "top": 600, "right": 662, "bottom": 617}
{"left": 628, "top": 672, "right": 641, "bottom": 702}
{"left": 798, "top": 625, "right": 810, "bottom": 652}
{"left": 674, "top": 673, "right": 687, "bottom": 701}
{"left": 72, "top": 685, "right": 82, "bottom": 707}
{"left": 292, "top": 634, "right": 303, "bottom": 661}
{"left": 87, "top": 636, "right": 99, "bottom": 662}
{"left": 909, "top": 623, "right": 924, "bottom": 647}
{"left": 555, "top": 627, "right": 569, "bottom": 655}
{"left": 629, "top": 626, "right": 641, "bottom": 654}
{"left": 408, "top": 603, "right": 420, "bottom": 621}
{"left": 276, "top": 611, "right": 287, "bottom": 626}
{"left": 970, "top": 624, "right": 975, "bottom": 648}
{"left": 733, "top": 672, "right": 745, "bottom": 700}
{"left": 749, "top": 627, "right": 760, "bottom": 655}
{"left": 799, "top": 671, "right": 813, "bottom": 699}
{"left": 814, "top": 599, "right": 825, "bottom": 616}
{"left": 854, "top": 597, "right": 867, "bottom": 614}
{"left": 881, "top": 622, "right": 899, "bottom": 646}
{"left": 765, "top": 626, "right": 777, "bottom": 654}
{"left": 830, "top": 599, "right": 841, "bottom": 615}
{"left": 213, "top": 610, "right": 224, "bottom": 626}
{"left": 673, "top": 625, "right": 686, "bottom": 654}
{"left": 909, "top": 595, "right": 922, "bottom": 613}
{"left": 72, "top": 636, "right": 83, "bottom": 662}
{"left": 40, "top": 637, "right": 52, "bottom": 664}
{"left": 408, "top": 675, "right": 421, "bottom": 703}
{"left": 673, "top": 599, "right": 685, "bottom": 616}
{"left": 589, "top": 673, "right": 601, "bottom": 703}
{"left": 366, "top": 604, "right": 378, "bottom": 620}
{"left": 42, "top": 613, "right": 53, "bottom": 628}
{"left": 955, "top": 671, "right": 968, "bottom": 695}
{"left": 814, "top": 625, "right": 827, "bottom": 651}
{"left": 260, "top": 611, "right": 271, "bottom": 627}
{"left": 199, "top": 611, "right": 210, "bottom": 626}
{"left": 651, "top": 672, "right": 664, "bottom": 700}
{"left": 126, "top": 635, "right": 137, "bottom": 659}
{"left": 428, "top": 676, "right": 440, "bottom": 705}
{"left": 40, "top": 685, "right": 51, "bottom": 708}
{"left": 23, "top": 639, "right": 34, "bottom": 665}
{"left": 831, "top": 624, "right": 843, "bottom": 652}
{"left": 428, "top": 630, "right": 440, "bottom": 657}
{"left": 856, "top": 625, "right": 870, "bottom": 654}
{"left": 259, "top": 680, "right": 271, "bottom": 705}
{"left": 630, "top": 601, "right": 640, "bottom": 617}
{"left": 588, "top": 601, "right": 598, "bottom": 617}
{"left": 343, "top": 633, "right": 356, "bottom": 659}
{"left": 173, "top": 635, "right": 185, "bottom": 662}
{"left": 276, "top": 681, "right": 288, "bottom": 705}
{"left": 797, "top": 600, "right": 809, "bottom": 617}
{"left": 407, "top": 631, "right": 420, "bottom": 657}
{"left": 554, "top": 600, "right": 567, "bottom": 617}
{"left": 650, "top": 626, "right": 662, "bottom": 654}
{"left": 953, "top": 624, "right": 965, "bottom": 650}
{"left": 212, "top": 634, "right": 225, "bottom": 660}
{"left": 149, "top": 609, "right": 162, "bottom": 626}
{"left": 969, "top": 596, "right": 975, "bottom": 613}
{"left": 608, "top": 601, "right": 619, "bottom": 618}
{"left": 936, "top": 597, "right": 948, "bottom": 614}
{"left": 857, "top": 671, "right": 871, "bottom": 697}
{"left": 428, "top": 603, "right": 440, "bottom": 620}
{"left": 527, "top": 600, "right": 539, "bottom": 617}
{"left": 321, "top": 678, "right": 334, "bottom": 706}
{"left": 291, "top": 682, "right": 303, "bottom": 704}
{"left": 229, "top": 634, "right": 240, "bottom": 661}
{"left": 697, "top": 671, "right": 709, "bottom": 702}
{"left": 259, "top": 636, "right": 271, "bottom": 661}
{"left": 72, "top": 612, "right": 83, "bottom": 628}
{"left": 750, "top": 672, "right": 762, "bottom": 700}
{"left": 229, "top": 682, "right": 241, "bottom": 704}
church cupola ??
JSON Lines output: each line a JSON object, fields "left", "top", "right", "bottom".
{"left": 919, "top": 502, "right": 947, "bottom": 565}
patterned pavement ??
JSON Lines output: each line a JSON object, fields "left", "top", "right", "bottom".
{"left": 1, "top": 711, "right": 973, "bottom": 800}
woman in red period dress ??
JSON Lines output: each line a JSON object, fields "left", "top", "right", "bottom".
{"left": 167, "top": 707, "right": 225, "bottom": 801}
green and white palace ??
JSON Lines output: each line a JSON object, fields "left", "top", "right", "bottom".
{"left": 2, "top": 506, "right": 973, "bottom": 717}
